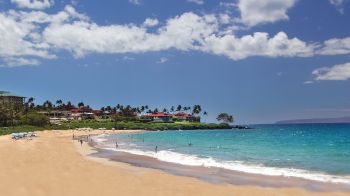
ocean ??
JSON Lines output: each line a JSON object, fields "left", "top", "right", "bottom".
{"left": 94, "top": 123, "right": 350, "bottom": 186}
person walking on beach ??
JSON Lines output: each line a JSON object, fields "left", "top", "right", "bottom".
{"left": 72, "top": 134, "right": 75, "bottom": 140}
{"left": 80, "top": 139, "right": 83, "bottom": 146}
{"left": 155, "top": 146, "right": 158, "bottom": 153}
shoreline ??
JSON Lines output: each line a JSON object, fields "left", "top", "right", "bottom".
{"left": 87, "top": 131, "right": 350, "bottom": 192}
{"left": 0, "top": 129, "right": 349, "bottom": 196}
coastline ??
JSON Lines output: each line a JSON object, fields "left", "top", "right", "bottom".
{"left": 88, "top": 131, "right": 350, "bottom": 192}
{"left": 0, "top": 130, "right": 349, "bottom": 196}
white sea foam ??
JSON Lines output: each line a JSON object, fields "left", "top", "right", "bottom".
{"left": 92, "top": 134, "right": 108, "bottom": 144}
{"left": 102, "top": 147, "right": 350, "bottom": 185}
{"left": 93, "top": 134, "right": 350, "bottom": 185}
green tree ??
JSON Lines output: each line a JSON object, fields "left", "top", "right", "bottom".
{"left": 20, "top": 112, "right": 49, "bottom": 127}
{"left": 77, "top": 102, "right": 85, "bottom": 108}
{"left": 176, "top": 105, "right": 182, "bottom": 112}
{"left": 192, "top": 105, "right": 202, "bottom": 115}
{"left": 216, "top": 113, "right": 234, "bottom": 124}
{"left": 203, "top": 111, "right": 208, "bottom": 122}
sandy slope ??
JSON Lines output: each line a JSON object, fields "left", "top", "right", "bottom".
{"left": 0, "top": 130, "right": 348, "bottom": 196}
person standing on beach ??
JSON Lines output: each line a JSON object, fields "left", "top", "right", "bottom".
{"left": 72, "top": 134, "right": 75, "bottom": 140}
{"left": 80, "top": 139, "right": 83, "bottom": 146}
{"left": 155, "top": 146, "right": 158, "bottom": 153}
{"left": 115, "top": 141, "right": 118, "bottom": 148}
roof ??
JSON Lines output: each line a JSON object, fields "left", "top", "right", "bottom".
{"left": 0, "top": 91, "right": 25, "bottom": 98}
{"left": 174, "top": 112, "right": 193, "bottom": 117}
{"left": 146, "top": 112, "right": 172, "bottom": 117}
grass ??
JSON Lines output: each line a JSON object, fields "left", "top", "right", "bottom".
{"left": 0, "top": 121, "right": 231, "bottom": 136}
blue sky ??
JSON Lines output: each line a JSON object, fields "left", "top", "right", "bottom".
{"left": 0, "top": 0, "right": 350, "bottom": 124}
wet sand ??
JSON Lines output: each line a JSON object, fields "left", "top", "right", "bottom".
{"left": 0, "top": 129, "right": 349, "bottom": 196}
{"left": 91, "top": 149, "right": 350, "bottom": 192}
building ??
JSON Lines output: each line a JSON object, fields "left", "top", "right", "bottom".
{"left": 173, "top": 112, "right": 197, "bottom": 122}
{"left": 70, "top": 107, "right": 95, "bottom": 120}
{"left": 144, "top": 112, "right": 173, "bottom": 122}
{"left": 0, "top": 91, "right": 25, "bottom": 105}
{"left": 37, "top": 110, "right": 72, "bottom": 124}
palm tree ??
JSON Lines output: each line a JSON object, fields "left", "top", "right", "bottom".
{"left": 77, "top": 102, "right": 85, "bottom": 108}
{"left": 43, "top": 100, "right": 53, "bottom": 109}
{"left": 192, "top": 105, "right": 202, "bottom": 115}
{"left": 66, "top": 101, "right": 73, "bottom": 110}
{"left": 56, "top": 99, "right": 63, "bottom": 110}
{"left": 203, "top": 111, "right": 208, "bottom": 123}
{"left": 176, "top": 105, "right": 182, "bottom": 112}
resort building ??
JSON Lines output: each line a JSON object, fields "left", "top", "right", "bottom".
{"left": 144, "top": 112, "right": 173, "bottom": 122}
{"left": 141, "top": 112, "right": 200, "bottom": 123}
{"left": 38, "top": 110, "right": 72, "bottom": 124}
{"left": 70, "top": 107, "right": 95, "bottom": 120}
{"left": 173, "top": 112, "right": 196, "bottom": 122}
{"left": 0, "top": 91, "right": 25, "bottom": 105}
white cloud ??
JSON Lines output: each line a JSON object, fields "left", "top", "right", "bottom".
{"left": 0, "top": 12, "right": 54, "bottom": 60}
{"left": 318, "top": 37, "right": 350, "bottom": 55}
{"left": 42, "top": 12, "right": 220, "bottom": 57}
{"left": 303, "top": 81, "right": 313, "bottom": 84}
{"left": 237, "top": 0, "right": 297, "bottom": 27}
{"left": 187, "top": 0, "right": 204, "bottom": 5}
{"left": 123, "top": 56, "right": 135, "bottom": 61}
{"left": 2, "top": 4, "right": 350, "bottom": 68}
{"left": 157, "top": 57, "right": 168, "bottom": 63}
{"left": 11, "top": 0, "right": 54, "bottom": 10}
{"left": 129, "top": 0, "right": 141, "bottom": 5}
{"left": 329, "top": 0, "right": 345, "bottom": 14}
{"left": 219, "top": 2, "right": 236, "bottom": 8}
{"left": 312, "top": 62, "right": 350, "bottom": 81}
{"left": 1, "top": 57, "right": 40, "bottom": 67}
{"left": 201, "top": 31, "right": 315, "bottom": 60}
{"left": 143, "top": 18, "right": 159, "bottom": 27}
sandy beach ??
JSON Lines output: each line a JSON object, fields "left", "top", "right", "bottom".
{"left": 0, "top": 130, "right": 349, "bottom": 196}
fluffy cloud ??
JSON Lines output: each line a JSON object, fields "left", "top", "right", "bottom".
{"left": 201, "top": 32, "right": 315, "bottom": 60}
{"left": 1, "top": 4, "right": 350, "bottom": 68}
{"left": 157, "top": 57, "right": 168, "bottom": 63}
{"left": 128, "top": 0, "right": 141, "bottom": 5}
{"left": 11, "top": 0, "right": 54, "bottom": 10}
{"left": 143, "top": 18, "right": 159, "bottom": 27}
{"left": 42, "top": 12, "right": 219, "bottom": 57}
{"left": 237, "top": 0, "right": 297, "bottom": 27}
{"left": 329, "top": 0, "right": 345, "bottom": 14}
{"left": 42, "top": 10, "right": 314, "bottom": 60}
{"left": 187, "top": 0, "right": 204, "bottom": 5}
{"left": 312, "top": 62, "right": 350, "bottom": 81}
{"left": 1, "top": 57, "right": 40, "bottom": 67}
{"left": 0, "top": 11, "right": 53, "bottom": 59}
{"left": 318, "top": 37, "right": 350, "bottom": 55}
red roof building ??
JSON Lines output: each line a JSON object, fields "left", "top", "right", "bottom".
{"left": 144, "top": 112, "right": 173, "bottom": 122}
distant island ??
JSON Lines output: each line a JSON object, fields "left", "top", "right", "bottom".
{"left": 276, "top": 117, "right": 350, "bottom": 124}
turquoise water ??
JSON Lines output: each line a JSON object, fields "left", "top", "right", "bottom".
{"left": 101, "top": 123, "right": 350, "bottom": 184}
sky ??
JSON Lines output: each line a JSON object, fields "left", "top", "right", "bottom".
{"left": 0, "top": 0, "right": 350, "bottom": 124}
